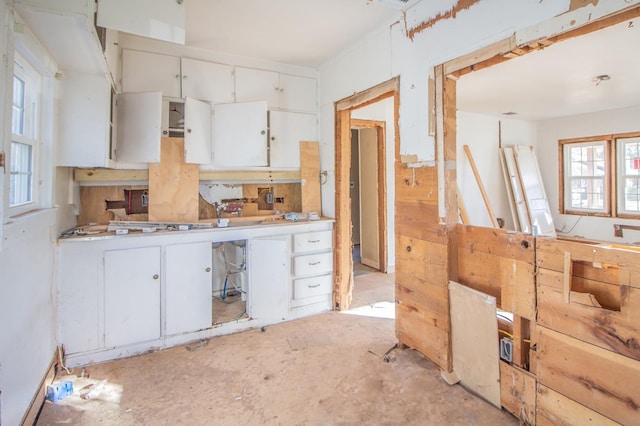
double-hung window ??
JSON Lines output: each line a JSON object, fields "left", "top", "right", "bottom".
{"left": 10, "top": 52, "right": 41, "bottom": 215}
{"left": 559, "top": 132, "right": 640, "bottom": 218}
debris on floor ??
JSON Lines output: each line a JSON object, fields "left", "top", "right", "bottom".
{"left": 185, "top": 340, "right": 209, "bottom": 351}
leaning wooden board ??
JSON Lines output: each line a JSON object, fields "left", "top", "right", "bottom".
{"left": 148, "top": 137, "right": 199, "bottom": 222}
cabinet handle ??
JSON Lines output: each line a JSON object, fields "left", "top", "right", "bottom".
{"left": 308, "top": 284, "right": 320, "bottom": 288}
{"left": 153, "top": 274, "right": 159, "bottom": 280}
{"left": 308, "top": 239, "right": 320, "bottom": 243}
{"left": 261, "top": 130, "right": 266, "bottom": 135}
{"left": 183, "top": 75, "right": 188, "bottom": 79}
{"left": 187, "top": 128, "right": 192, "bottom": 133}
{"left": 175, "top": 74, "right": 180, "bottom": 79}
{"left": 163, "top": 130, "right": 168, "bottom": 135}
{"left": 205, "top": 267, "right": 211, "bottom": 272}
{"left": 309, "top": 261, "right": 321, "bottom": 266}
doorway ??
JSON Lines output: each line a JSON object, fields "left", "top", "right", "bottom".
{"left": 334, "top": 78, "right": 398, "bottom": 310}
{"left": 350, "top": 122, "right": 385, "bottom": 273}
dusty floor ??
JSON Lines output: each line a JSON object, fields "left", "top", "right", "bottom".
{"left": 37, "top": 269, "right": 516, "bottom": 425}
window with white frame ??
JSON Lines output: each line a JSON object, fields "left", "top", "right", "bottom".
{"left": 559, "top": 132, "right": 640, "bottom": 218}
{"left": 10, "top": 52, "right": 41, "bottom": 214}
{"left": 617, "top": 136, "right": 640, "bottom": 216}
{"left": 562, "top": 140, "right": 608, "bottom": 214}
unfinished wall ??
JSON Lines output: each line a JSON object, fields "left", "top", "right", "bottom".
{"left": 536, "top": 105, "right": 640, "bottom": 243}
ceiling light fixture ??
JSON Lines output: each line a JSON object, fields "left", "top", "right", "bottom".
{"left": 502, "top": 112, "right": 518, "bottom": 116}
{"left": 592, "top": 74, "right": 611, "bottom": 86}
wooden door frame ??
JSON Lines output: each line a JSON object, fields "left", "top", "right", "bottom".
{"left": 351, "top": 119, "right": 387, "bottom": 273}
{"left": 334, "top": 77, "right": 399, "bottom": 310}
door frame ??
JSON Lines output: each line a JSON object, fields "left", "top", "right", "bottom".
{"left": 351, "top": 119, "right": 387, "bottom": 273}
{"left": 334, "top": 77, "right": 399, "bottom": 310}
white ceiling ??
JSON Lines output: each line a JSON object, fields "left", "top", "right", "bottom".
{"left": 185, "top": 0, "right": 418, "bottom": 68}
{"left": 457, "top": 18, "right": 640, "bottom": 121}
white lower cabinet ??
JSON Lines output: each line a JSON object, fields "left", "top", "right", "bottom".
{"left": 57, "top": 221, "right": 334, "bottom": 366}
{"left": 290, "top": 230, "right": 333, "bottom": 313}
{"left": 247, "top": 237, "right": 289, "bottom": 320}
{"left": 104, "top": 246, "right": 161, "bottom": 348}
{"left": 165, "top": 242, "right": 213, "bottom": 335}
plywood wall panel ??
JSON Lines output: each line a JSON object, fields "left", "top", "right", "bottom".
{"left": 395, "top": 201, "right": 447, "bottom": 244}
{"left": 500, "top": 362, "right": 536, "bottom": 424}
{"left": 537, "top": 327, "right": 640, "bottom": 425}
{"left": 395, "top": 165, "right": 438, "bottom": 203}
{"left": 148, "top": 138, "right": 199, "bottom": 222}
{"left": 536, "top": 384, "right": 618, "bottom": 426}
{"left": 537, "top": 279, "right": 640, "bottom": 361}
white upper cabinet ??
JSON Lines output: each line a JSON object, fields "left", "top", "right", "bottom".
{"left": 122, "top": 50, "right": 234, "bottom": 104}
{"left": 116, "top": 92, "right": 163, "bottom": 163}
{"left": 279, "top": 74, "right": 317, "bottom": 113}
{"left": 97, "top": 0, "right": 185, "bottom": 45}
{"left": 235, "top": 67, "right": 280, "bottom": 108}
{"left": 102, "top": 28, "right": 120, "bottom": 90}
{"left": 184, "top": 97, "right": 213, "bottom": 164}
{"left": 213, "top": 102, "right": 268, "bottom": 167}
{"left": 235, "top": 67, "right": 317, "bottom": 113}
{"left": 122, "top": 50, "right": 181, "bottom": 98}
{"left": 269, "top": 111, "right": 317, "bottom": 169}
{"left": 58, "top": 72, "right": 114, "bottom": 167}
{"left": 117, "top": 93, "right": 211, "bottom": 164}
{"left": 181, "top": 58, "right": 234, "bottom": 104}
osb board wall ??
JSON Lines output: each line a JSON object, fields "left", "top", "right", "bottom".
{"left": 457, "top": 225, "right": 535, "bottom": 320}
{"left": 78, "top": 185, "right": 148, "bottom": 225}
{"left": 394, "top": 164, "right": 451, "bottom": 371}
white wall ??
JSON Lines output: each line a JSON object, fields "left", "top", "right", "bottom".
{"left": 536, "top": 105, "right": 640, "bottom": 243}
{"left": 456, "top": 111, "right": 538, "bottom": 229}
{"left": 0, "top": 3, "right": 76, "bottom": 424}
{"left": 352, "top": 98, "right": 396, "bottom": 271}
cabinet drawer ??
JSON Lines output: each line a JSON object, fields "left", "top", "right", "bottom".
{"left": 293, "top": 252, "right": 333, "bottom": 276}
{"left": 293, "top": 274, "right": 332, "bottom": 300}
{"left": 293, "top": 231, "right": 332, "bottom": 253}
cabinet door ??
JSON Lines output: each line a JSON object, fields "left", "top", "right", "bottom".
{"left": 97, "top": 0, "right": 185, "bottom": 45}
{"left": 58, "top": 72, "right": 112, "bottom": 167}
{"left": 166, "top": 242, "right": 212, "bottom": 335}
{"left": 117, "top": 92, "right": 162, "bottom": 163}
{"left": 269, "top": 111, "right": 317, "bottom": 168}
{"left": 235, "top": 67, "right": 280, "bottom": 108}
{"left": 103, "top": 28, "right": 120, "bottom": 90}
{"left": 279, "top": 74, "right": 317, "bottom": 113}
{"left": 122, "top": 50, "right": 181, "bottom": 98}
{"left": 248, "top": 238, "right": 288, "bottom": 320}
{"left": 184, "top": 97, "right": 212, "bottom": 164}
{"left": 104, "top": 247, "right": 161, "bottom": 348}
{"left": 213, "top": 101, "right": 268, "bottom": 167}
{"left": 181, "top": 58, "right": 234, "bottom": 104}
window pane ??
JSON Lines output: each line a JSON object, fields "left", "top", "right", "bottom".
{"left": 12, "top": 75, "right": 25, "bottom": 135}
{"left": 10, "top": 141, "right": 33, "bottom": 206}
{"left": 569, "top": 177, "right": 604, "bottom": 210}
{"left": 619, "top": 137, "right": 640, "bottom": 213}
{"left": 564, "top": 141, "right": 607, "bottom": 212}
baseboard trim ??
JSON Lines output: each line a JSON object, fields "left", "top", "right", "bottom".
{"left": 21, "top": 350, "right": 57, "bottom": 426}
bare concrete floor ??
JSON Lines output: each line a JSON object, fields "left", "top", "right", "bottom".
{"left": 37, "top": 271, "right": 516, "bottom": 425}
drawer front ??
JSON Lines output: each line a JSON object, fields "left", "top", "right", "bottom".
{"left": 293, "top": 252, "right": 333, "bottom": 276}
{"left": 293, "top": 274, "right": 333, "bottom": 300}
{"left": 293, "top": 231, "right": 332, "bottom": 253}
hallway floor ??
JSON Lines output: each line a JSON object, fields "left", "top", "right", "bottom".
{"left": 37, "top": 271, "right": 516, "bottom": 425}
